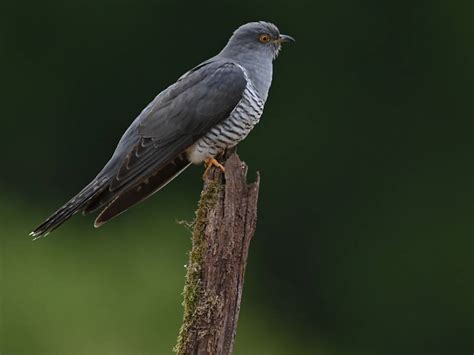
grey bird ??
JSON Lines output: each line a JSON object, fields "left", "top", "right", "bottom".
{"left": 30, "top": 21, "right": 294, "bottom": 238}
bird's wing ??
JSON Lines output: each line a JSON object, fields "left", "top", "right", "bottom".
{"left": 109, "top": 61, "right": 247, "bottom": 192}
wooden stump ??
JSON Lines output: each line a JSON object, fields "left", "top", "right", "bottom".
{"left": 174, "top": 152, "right": 260, "bottom": 355}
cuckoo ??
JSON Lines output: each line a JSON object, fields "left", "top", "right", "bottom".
{"left": 30, "top": 21, "right": 294, "bottom": 238}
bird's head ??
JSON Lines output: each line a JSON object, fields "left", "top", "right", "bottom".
{"left": 220, "top": 21, "right": 294, "bottom": 62}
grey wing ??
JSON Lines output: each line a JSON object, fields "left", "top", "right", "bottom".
{"left": 108, "top": 61, "right": 247, "bottom": 192}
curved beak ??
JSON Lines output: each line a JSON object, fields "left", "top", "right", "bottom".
{"left": 277, "top": 34, "right": 295, "bottom": 43}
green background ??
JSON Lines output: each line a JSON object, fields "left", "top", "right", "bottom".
{"left": 1, "top": 0, "right": 472, "bottom": 354}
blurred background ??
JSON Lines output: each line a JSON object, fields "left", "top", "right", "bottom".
{"left": 1, "top": 0, "right": 472, "bottom": 354}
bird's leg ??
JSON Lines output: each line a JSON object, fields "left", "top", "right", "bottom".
{"left": 203, "top": 157, "right": 225, "bottom": 179}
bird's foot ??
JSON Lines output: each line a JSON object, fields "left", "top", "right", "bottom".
{"left": 203, "top": 158, "right": 225, "bottom": 180}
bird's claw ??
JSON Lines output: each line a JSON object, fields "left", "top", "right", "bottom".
{"left": 203, "top": 158, "right": 225, "bottom": 180}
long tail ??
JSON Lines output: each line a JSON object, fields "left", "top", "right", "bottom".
{"left": 30, "top": 178, "right": 109, "bottom": 239}
{"left": 30, "top": 156, "right": 191, "bottom": 238}
{"left": 92, "top": 155, "right": 191, "bottom": 227}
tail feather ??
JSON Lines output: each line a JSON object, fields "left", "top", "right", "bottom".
{"left": 30, "top": 155, "right": 191, "bottom": 238}
{"left": 30, "top": 178, "right": 109, "bottom": 239}
{"left": 94, "top": 156, "right": 191, "bottom": 227}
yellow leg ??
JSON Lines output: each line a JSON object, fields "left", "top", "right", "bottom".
{"left": 203, "top": 158, "right": 225, "bottom": 179}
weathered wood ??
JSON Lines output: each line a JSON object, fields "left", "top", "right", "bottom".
{"left": 174, "top": 152, "right": 260, "bottom": 355}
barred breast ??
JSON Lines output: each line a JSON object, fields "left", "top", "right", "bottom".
{"left": 187, "top": 67, "right": 265, "bottom": 164}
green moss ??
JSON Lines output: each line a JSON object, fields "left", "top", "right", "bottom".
{"left": 173, "top": 180, "right": 222, "bottom": 354}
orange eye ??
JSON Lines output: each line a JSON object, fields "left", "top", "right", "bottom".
{"left": 259, "top": 34, "right": 271, "bottom": 43}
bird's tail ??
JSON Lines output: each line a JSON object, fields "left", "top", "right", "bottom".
{"left": 92, "top": 156, "right": 191, "bottom": 227}
{"left": 30, "top": 178, "right": 109, "bottom": 239}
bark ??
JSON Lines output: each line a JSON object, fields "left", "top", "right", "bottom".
{"left": 174, "top": 152, "right": 260, "bottom": 355}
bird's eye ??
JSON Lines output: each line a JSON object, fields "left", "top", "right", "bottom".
{"left": 259, "top": 34, "right": 271, "bottom": 43}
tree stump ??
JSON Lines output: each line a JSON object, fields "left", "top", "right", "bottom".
{"left": 174, "top": 152, "right": 260, "bottom": 355}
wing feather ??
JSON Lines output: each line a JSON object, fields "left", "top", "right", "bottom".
{"left": 107, "top": 61, "right": 247, "bottom": 192}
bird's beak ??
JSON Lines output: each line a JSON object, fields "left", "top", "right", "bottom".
{"left": 276, "top": 34, "right": 295, "bottom": 43}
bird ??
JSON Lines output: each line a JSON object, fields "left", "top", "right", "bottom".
{"left": 30, "top": 21, "right": 294, "bottom": 238}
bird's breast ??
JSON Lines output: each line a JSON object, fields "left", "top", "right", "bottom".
{"left": 187, "top": 81, "right": 265, "bottom": 164}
